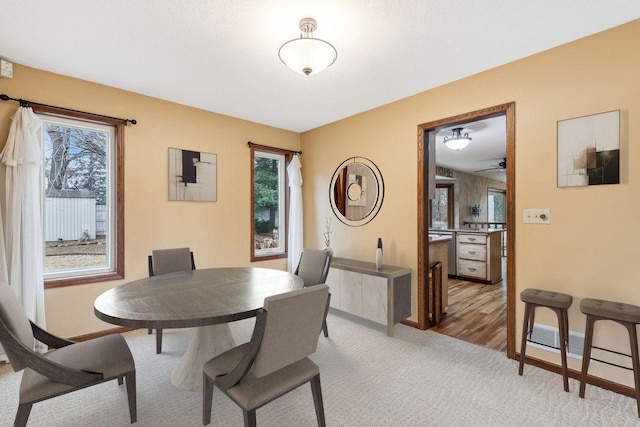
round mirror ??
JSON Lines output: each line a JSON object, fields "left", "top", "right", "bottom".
{"left": 329, "top": 156, "right": 385, "bottom": 226}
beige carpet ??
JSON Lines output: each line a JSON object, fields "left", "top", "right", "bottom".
{"left": 0, "top": 310, "right": 638, "bottom": 426}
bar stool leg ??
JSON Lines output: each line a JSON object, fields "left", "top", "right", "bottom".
{"left": 579, "top": 315, "right": 596, "bottom": 398}
{"left": 519, "top": 303, "right": 534, "bottom": 376}
{"left": 554, "top": 307, "right": 570, "bottom": 392}
{"left": 623, "top": 322, "right": 640, "bottom": 417}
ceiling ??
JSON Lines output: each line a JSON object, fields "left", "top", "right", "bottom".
{"left": 1, "top": 1, "right": 639, "bottom": 135}
{"left": 435, "top": 116, "right": 507, "bottom": 182}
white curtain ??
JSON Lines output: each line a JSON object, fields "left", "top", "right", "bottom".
{"left": 0, "top": 106, "right": 46, "bottom": 358}
{"left": 0, "top": 152, "right": 7, "bottom": 362}
{"left": 287, "top": 154, "right": 303, "bottom": 273}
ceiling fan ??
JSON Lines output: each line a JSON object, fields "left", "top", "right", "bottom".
{"left": 475, "top": 158, "right": 506, "bottom": 173}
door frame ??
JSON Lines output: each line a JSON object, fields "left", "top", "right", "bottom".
{"left": 416, "top": 102, "right": 516, "bottom": 358}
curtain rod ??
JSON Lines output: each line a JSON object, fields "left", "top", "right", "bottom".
{"left": 247, "top": 141, "right": 301, "bottom": 155}
{"left": 0, "top": 94, "right": 137, "bottom": 125}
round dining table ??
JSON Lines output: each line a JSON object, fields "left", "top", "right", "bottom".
{"left": 94, "top": 267, "right": 303, "bottom": 391}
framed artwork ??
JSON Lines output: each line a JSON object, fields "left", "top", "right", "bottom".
{"left": 168, "top": 147, "right": 217, "bottom": 201}
{"left": 557, "top": 110, "right": 620, "bottom": 187}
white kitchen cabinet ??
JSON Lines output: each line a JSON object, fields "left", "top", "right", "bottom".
{"left": 325, "top": 257, "right": 412, "bottom": 336}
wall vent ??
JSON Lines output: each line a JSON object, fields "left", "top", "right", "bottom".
{"left": 527, "top": 323, "right": 584, "bottom": 360}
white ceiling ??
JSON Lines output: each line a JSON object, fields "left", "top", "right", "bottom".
{"left": 436, "top": 116, "right": 507, "bottom": 182}
{"left": 1, "top": 1, "right": 639, "bottom": 135}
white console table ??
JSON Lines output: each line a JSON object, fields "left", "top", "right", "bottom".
{"left": 325, "top": 257, "right": 412, "bottom": 336}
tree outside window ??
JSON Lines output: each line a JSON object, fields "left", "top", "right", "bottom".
{"left": 488, "top": 188, "right": 506, "bottom": 222}
{"left": 430, "top": 183, "right": 454, "bottom": 229}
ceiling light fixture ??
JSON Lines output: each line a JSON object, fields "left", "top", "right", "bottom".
{"left": 443, "top": 127, "right": 472, "bottom": 150}
{"left": 278, "top": 17, "right": 337, "bottom": 76}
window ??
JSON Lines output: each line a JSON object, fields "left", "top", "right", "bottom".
{"left": 430, "top": 183, "right": 454, "bottom": 229}
{"left": 37, "top": 109, "right": 124, "bottom": 288}
{"left": 251, "top": 147, "right": 289, "bottom": 261}
{"left": 487, "top": 188, "right": 506, "bottom": 223}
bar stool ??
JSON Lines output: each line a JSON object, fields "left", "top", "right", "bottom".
{"left": 579, "top": 298, "right": 640, "bottom": 418}
{"left": 519, "top": 288, "right": 573, "bottom": 391}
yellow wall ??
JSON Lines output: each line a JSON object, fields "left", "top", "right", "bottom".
{"left": 300, "top": 19, "right": 640, "bottom": 387}
{"left": 0, "top": 65, "right": 300, "bottom": 338}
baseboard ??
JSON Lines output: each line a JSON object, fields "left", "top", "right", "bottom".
{"left": 517, "top": 353, "right": 637, "bottom": 399}
{"left": 70, "top": 326, "right": 137, "bottom": 342}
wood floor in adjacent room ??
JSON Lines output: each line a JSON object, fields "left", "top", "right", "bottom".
{"left": 432, "top": 274, "right": 507, "bottom": 352}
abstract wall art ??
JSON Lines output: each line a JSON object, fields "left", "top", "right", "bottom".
{"left": 557, "top": 110, "right": 620, "bottom": 187}
{"left": 169, "top": 147, "right": 217, "bottom": 201}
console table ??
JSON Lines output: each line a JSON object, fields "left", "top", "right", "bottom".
{"left": 325, "top": 257, "right": 412, "bottom": 336}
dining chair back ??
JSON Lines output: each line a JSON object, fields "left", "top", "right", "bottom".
{"left": 147, "top": 247, "right": 196, "bottom": 353}
{"left": 295, "top": 248, "right": 332, "bottom": 337}
{"left": 294, "top": 248, "right": 331, "bottom": 287}
{"left": 252, "top": 284, "right": 329, "bottom": 377}
{"left": 148, "top": 247, "right": 195, "bottom": 276}
{"left": 203, "top": 284, "right": 329, "bottom": 426}
{"left": 0, "top": 282, "right": 137, "bottom": 427}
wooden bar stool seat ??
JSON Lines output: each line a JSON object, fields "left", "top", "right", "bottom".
{"left": 579, "top": 298, "right": 640, "bottom": 418}
{"left": 519, "top": 288, "right": 573, "bottom": 392}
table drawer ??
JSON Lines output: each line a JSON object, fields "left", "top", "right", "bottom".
{"left": 457, "top": 234, "right": 487, "bottom": 244}
{"left": 457, "top": 259, "right": 487, "bottom": 279}
{"left": 458, "top": 243, "right": 487, "bottom": 261}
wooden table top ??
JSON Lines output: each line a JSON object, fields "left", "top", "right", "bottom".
{"left": 94, "top": 267, "right": 303, "bottom": 329}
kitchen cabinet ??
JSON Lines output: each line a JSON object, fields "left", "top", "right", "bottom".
{"left": 456, "top": 231, "right": 502, "bottom": 284}
{"left": 325, "top": 257, "right": 411, "bottom": 336}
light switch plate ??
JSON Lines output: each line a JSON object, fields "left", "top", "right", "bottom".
{"left": 0, "top": 59, "right": 13, "bottom": 79}
{"left": 524, "top": 209, "right": 550, "bottom": 224}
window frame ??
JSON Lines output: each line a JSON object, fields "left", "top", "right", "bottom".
{"left": 250, "top": 146, "right": 290, "bottom": 262}
{"left": 34, "top": 105, "right": 125, "bottom": 289}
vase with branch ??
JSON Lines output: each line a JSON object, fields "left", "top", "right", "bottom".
{"left": 323, "top": 215, "right": 334, "bottom": 256}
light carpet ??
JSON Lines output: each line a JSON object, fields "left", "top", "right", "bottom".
{"left": 0, "top": 310, "right": 638, "bottom": 427}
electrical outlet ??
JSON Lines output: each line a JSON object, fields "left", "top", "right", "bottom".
{"left": 523, "top": 209, "right": 550, "bottom": 224}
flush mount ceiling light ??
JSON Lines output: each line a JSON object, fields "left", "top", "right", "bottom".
{"left": 278, "top": 17, "right": 337, "bottom": 76}
{"left": 443, "top": 127, "right": 472, "bottom": 150}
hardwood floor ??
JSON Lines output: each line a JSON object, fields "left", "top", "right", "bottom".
{"left": 432, "top": 269, "right": 507, "bottom": 352}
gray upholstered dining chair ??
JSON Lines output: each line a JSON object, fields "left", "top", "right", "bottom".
{"left": 0, "top": 282, "right": 137, "bottom": 427}
{"left": 148, "top": 247, "right": 196, "bottom": 354}
{"left": 295, "top": 248, "right": 332, "bottom": 337}
{"left": 202, "top": 284, "right": 329, "bottom": 427}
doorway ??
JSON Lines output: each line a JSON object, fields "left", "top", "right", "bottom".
{"left": 416, "top": 102, "right": 516, "bottom": 359}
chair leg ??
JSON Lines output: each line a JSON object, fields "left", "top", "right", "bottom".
{"left": 554, "top": 307, "right": 570, "bottom": 392}
{"left": 310, "top": 374, "right": 326, "bottom": 427}
{"left": 118, "top": 376, "right": 124, "bottom": 385}
{"left": 579, "top": 315, "right": 596, "bottom": 398}
{"left": 148, "top": 328, "right": 152, "bottom": 335}
{"left": 624, "top": 322, "right": 640, "bottom": 417}
{"left": 125, "top": 371, "right": 137, "bottom": 423}
{"left": 203, "top": 375, "right": 215, "bottom": 425}
{"left": 519, "top": 303, "right": 533, "bottom": 376}
{"left": 322, "top": 294, "right": 331, "bottom": 338}
{"left": 243, "top": 409, "right": 257, "bottom": 427}
{"left": 156, "top": 328, "right": 163, "bottom": 354}
{"left": 15, "top": 403, "right": 32, "bottom": 427}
